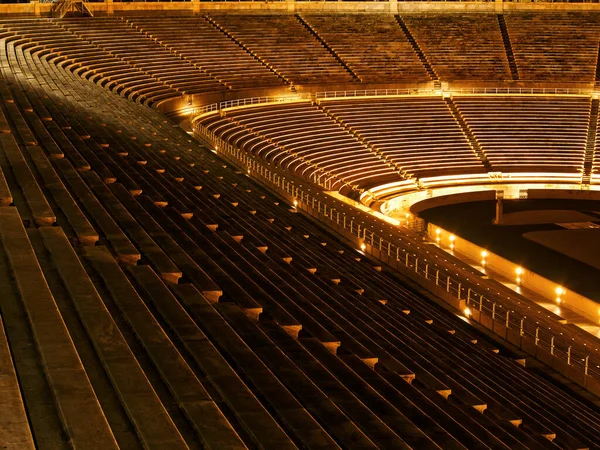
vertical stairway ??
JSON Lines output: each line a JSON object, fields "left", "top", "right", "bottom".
{"left": 202, "top": 15, "right": 292, "bottom": 88}
{"left": 395, "top": 15, "right": 438, "bottom": 82}
{"left": 582, "top": 98, "right": 599, "bottom": 184}
{"left": 497, "top": 14, "right": 519, "bottom": 81}
{"left": 51, "top": 0, "right": 93, "bottom": 18}
{"left": 594, "top": 41, "right": 600, "bottom": 89}
{"left": 295, "top": 15, "right": 361, "bottom": 82}
{"left": 444, "top": 97, "right": 493, "bottom": 171}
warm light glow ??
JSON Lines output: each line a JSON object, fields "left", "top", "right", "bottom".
{"left": 481, "top": 250, "right": 488, "bottom": 258}
{"left": 293, "top": 199, "right": 298, "bottom": 208}
{"left": 515, "top": 267, "right": 523, "bottom": 275}
{"left": 436, "top": 228, "right": 441, "bottom": 235}
{"left": 555, "top": 286, "right": 565, "bottom": 304}
{"left": 449, "top": 235, "right": 455, "bottom": 242}
{"left": 360, "top": 243, "right": 366, "bottom": 251}
{"left": 516, "top": 276, "right": 521, "bottom": 284}
{"left": 464, "top": 307, "right": 472, "bottom": 317}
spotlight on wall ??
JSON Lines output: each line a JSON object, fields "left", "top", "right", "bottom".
{"left": 360, "top": 243, "right": 366, "bottom": 252}
{"left": 555, "top": 286, "right": 565, "bottom": 304}
{"left": 515, "top": 267, "right": 523, "bottom": 284}
{"left": 481, "top": 250, "right": 487, "bottom": 266}
{"left": 463, "top": 307, "right": 472, "bottom": 318}
{"left": 435, "top": 228, "right": 441, "bottom": 243}
{"left": 449, "top": 234, "right": 455, "bottom": 250}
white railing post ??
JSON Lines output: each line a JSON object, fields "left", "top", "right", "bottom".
{"left": 520, "top": 317, "right": 525, "bottom": 336}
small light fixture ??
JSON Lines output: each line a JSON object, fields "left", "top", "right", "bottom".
{"left": 555, "top": 286, "right": 564, "bottom": 304}
{"left": 464, "top": 307, "right": 472, "bottom": 318}
{"left": 515, "top": 267, "right": 523, "bottom": 284}
{"left": 360, "top": 243, "right": 366, "bottom": 252}
{"left": 481, "top": 250, "right": 487, "bottom": 266}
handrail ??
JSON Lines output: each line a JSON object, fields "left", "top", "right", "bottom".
{"left": 314, "top": 87, "right": 434, "bottom": 99}
{"left": 190, "top": 86, "right": 595, "bottom": 122}
{"left": 190, "top": 95, "right": 306, "bottom": 120}
{"left": 453, "top": 87, "right": 592, "bottom": 96}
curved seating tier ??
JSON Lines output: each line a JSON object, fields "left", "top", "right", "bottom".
{"left": 201, "top": 95, "right": 595, "bottom": 189}
{"left": 199, "top": 102, "right": 404, "bottom": 191}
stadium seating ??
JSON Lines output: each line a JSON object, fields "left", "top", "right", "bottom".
{"left": 198, "top": 102, "right": 405, "bottom": 191}
{"left": 300, "top": 14, "right": 430, "bottom": 84}
{"left": 58, "top": 17, "right": 226, "bottom": 95}
{"left": 403, "top": 14, "right": 512, "bottom": 81}
{"left": 320, "top": 97, "right": 488, "bottom": 179}
{"left": 452, "top": 95, "right": 589, "bottom": 174}
{"left": 1, "top": 11, "right": 600, "bottom": 450}
{"left": 207, "top": 14, "right": 355, "bottom": 85}
{"left": 504, "top": 12, "right": 600, "bottom": 82}
{"left": 0, "top": 18, "right": 180, "bottom": 105}
{"left": 127, "top": 16, "right": 285, "bottom": 90}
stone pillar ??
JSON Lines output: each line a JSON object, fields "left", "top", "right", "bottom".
{"left": 287, "top": 0, "right": 295, "bottom": 14}
{"left": 494, "top": 198, "right": 503, "bottom": 225}
{"left": 31, "top": 0, "right": 40, "bottom": 17}
{"left": 495, "top": 0, "right": 504, "bottom": 14}
{"left": 192, "top": 0, "right": 200, "bottom": 15}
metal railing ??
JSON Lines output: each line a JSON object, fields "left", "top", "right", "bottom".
{"left": 190, "top": 95, "right": 306, "bottom": 120}
{"left": 315, "top": 88, "right": 434, "bottom": 99}
{"left": 194, "top": 122, "right": 599, "bottom": 386}
{"left": 190, "top": 86, "right": 595, "bottom": 122}
{"left": 453, "top": 87, "right": 592, "bottom": 96}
